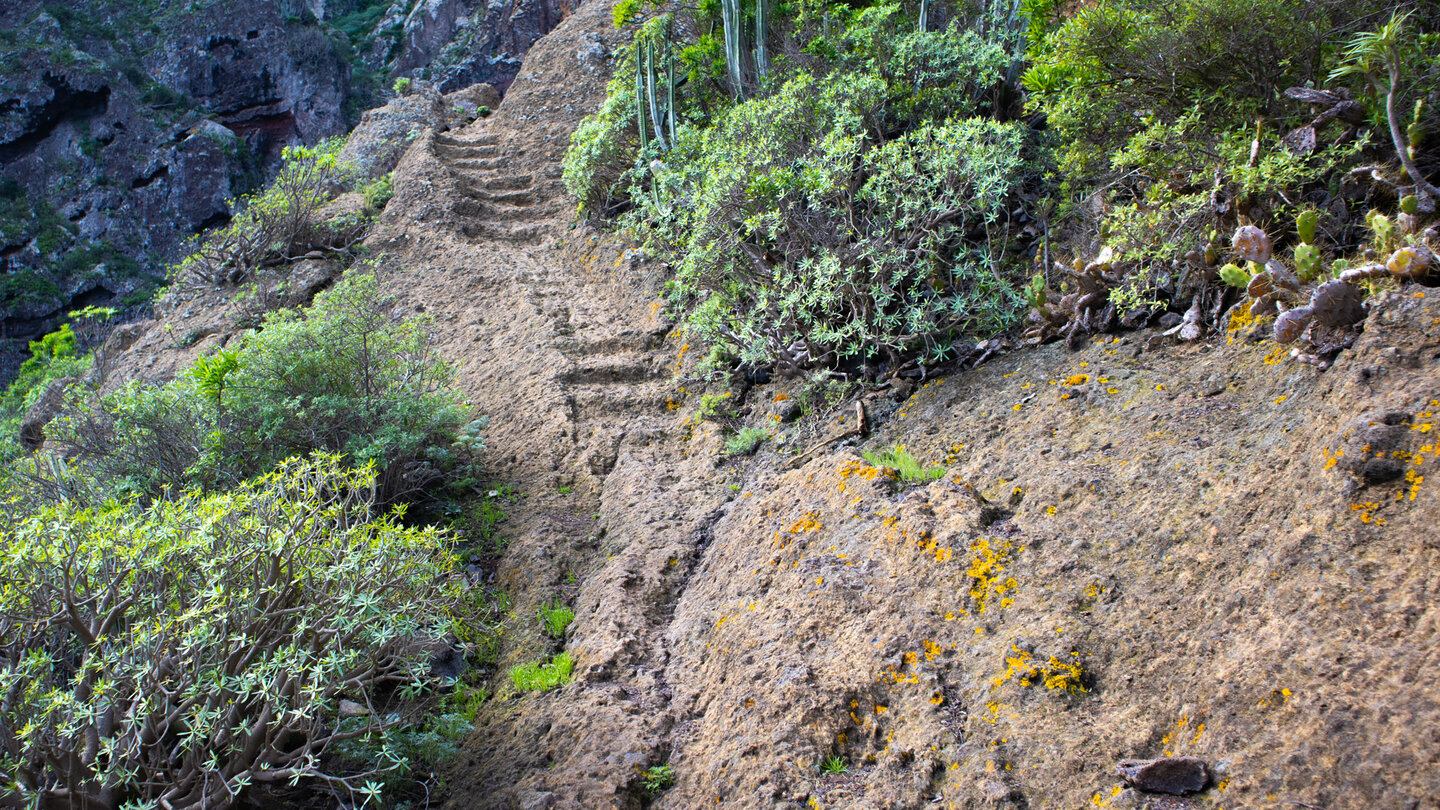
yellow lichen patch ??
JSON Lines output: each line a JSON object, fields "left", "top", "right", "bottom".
{"left": 786, "top": 512, "right": 823, "bottom": 534}
{"left": 992, "top": 646, "right": 1088, "bottom": 693}
{"left": 839, "top": 460, "right": 895, "bottom": 481}
{"left": 1350, "top": 501, "right": 1385, "bottom": 525}
{"left": 964, "top": 537, "right": 1018, "bottom": 614}
{"left": 1403, "top": 469, "right": 1423, "bottom": 501}
{"left": 1065, "top": 374, "right": 1090, "bottom": 386}
{"left": 1263, "top": 344, "right": 1289, "bottom": 365}
{"left": 1323, "top": 447, "right": 1344, "bottom": 470}
{"left": 1226, "top": 305, "right": 1256, "bottom": 343}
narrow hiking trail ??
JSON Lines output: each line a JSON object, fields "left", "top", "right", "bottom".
{"left": 373, "top": 5, "right": 742, "bottom": 804}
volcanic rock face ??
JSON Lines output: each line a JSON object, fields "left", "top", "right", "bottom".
{"left": 0, "top": 0, "right": 571, "bottom": 376}
{"left": 391, "top": 0, "right": 576, "bottom": 92}
{"left": 0, "top": 0, "right": 356, "bottom": 372}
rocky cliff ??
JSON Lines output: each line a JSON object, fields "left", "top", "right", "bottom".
{"left": 0, "top": 0, "right": 571, "bottom": 377}
{"left": 98, "top": 1, "right": 1440, "bottom": 807}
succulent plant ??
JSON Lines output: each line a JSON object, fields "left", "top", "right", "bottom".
{"left": 1219, "top": 263, "right": 1250, "bottom": 289}
{"left": 1400, "top": 195, "right": 1420, "bottom": 216}
{"left": 1387, "top": 245, "right": 1433, "bottom": 279}
{"left": 1246, "top": 271, "right": 1275, "bottom": 298}
{"left": 1297, "top": 210, "right": 1319, "bottom": 245}
{"left": 1310, "top": 280, "right": 1366, "bottom": 329}
{"left": 1232, "top": 225, "right": 1273, "bottom": 264}
{"left": 1367, "top": 211, "right": 1397, "bottom": 251}
{"left": 1293, "top": 243, "right": 1322, "bottom": 280}
{"left": 1274, "top": 306, "right": 1313, "bottom": 344}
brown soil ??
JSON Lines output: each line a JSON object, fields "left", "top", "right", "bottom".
{"left": 102, "top": 1, "right": 1440, "bottom": 808}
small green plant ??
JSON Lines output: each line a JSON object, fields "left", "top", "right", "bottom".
{"left": 392, "top": 76, "right": 413, "bottom": 95}
{"left": 509, "top": 652, "right": 574, "bottom": 691}
{"left": 643, "top": 763, "right": 676, "bottom": 795}
{"left": 725, "top": 426, "right": 769, "bottom": 456}
{"left": 696, "top": 391, "right": 733, "bottom": 421}
{"left": 1292, "top": 209, "right": 1322, "bottom": 281}
{"left": 476, "top": 105, "right": 491, "bottom": 117}
{"left": 557, "top": 484, "right": 573, "bottom": 494}
{"left": 538, "top": 601, "right": 576, "bottom": 638}
{"left": 820, "top": 755, "right": 848, "bottom": 774}
{"left": 862, "top": 445, "right": 945, "bottom": 484}
{"left": 360, "top": 172, "right": 394, "bottom": 212}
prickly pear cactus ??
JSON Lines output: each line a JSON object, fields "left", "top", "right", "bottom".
{"left": 1219, "top": 263, "right": 1250, "bottom": 289}
{"left": 1232, "top": 225, "right": 1273, "bottom": 264}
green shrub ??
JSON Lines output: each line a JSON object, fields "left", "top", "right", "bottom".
{"left": 360, "top": 171, "right": 395, "bottom": 212}
{"left": 725, "top": 426, "right": 769, "bottom": 456}
{"left": 172, "top": 137, "right": 361, "bottom": 287}
{"left": 0, "top": 325, "right": 91, "bottom": 455}
{"left": 55, "top": 269, "right": 480, "bottom": 500}
{"left": 1024, "top": 0, "right": 1344, "bottom": 190}
{"left": 0, "top": 454, "right": 461, "bottom": 808}
{"left": 566, "top": 1, "right": 1031, "bottom": 373}
{"left": 393, "top": 76, "right": 413, "bottom": 95}
{"left": 696, "top": 391, "right": 734, "bottom": 421}
{"left": 538, "top": 601, "right": 576, "bottom": 638}
{"left": 509, "top": 652, "right": 574, "bottom": 692}
{"left": 862, "top": 445, "right": 945, "bottom": 484}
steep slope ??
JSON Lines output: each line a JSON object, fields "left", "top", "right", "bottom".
{"left": 81, "top": 1, "right": 1440, "bottom": 806}
{"left": 368, "top": 4, "right": 1440, "bottom": 810}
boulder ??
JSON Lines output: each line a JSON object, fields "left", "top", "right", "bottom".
{"left": 1116, "top": 757, "right": 1210, "bottom": 795}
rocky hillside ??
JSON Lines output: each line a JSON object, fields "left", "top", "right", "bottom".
{"left": 0, "top": 0, "right": 572, "bottom": 376}
{"left": 93, "top": 1, "right": 1440, "bottom": 807}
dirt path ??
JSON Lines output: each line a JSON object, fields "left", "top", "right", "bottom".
{"left": 373, "top": 4, "right": 742, "bottom": 806}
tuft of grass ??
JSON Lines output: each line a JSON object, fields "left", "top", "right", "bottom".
{"left": 643, "top": 763, "right": 675, "bottom": 795}
{"left": 509, "top": 652, "right": 573, "bottom": 692}
{"left": 861, "top": 445, "right": 945, "bottom": 484}
{"left": 819, "top": 754, "right": 848, "bottom": 774}
{"left": 725, "top": 426, "right": 769, "bottom": 456}
{"left": 537, "top": 601, "right": 575, "bottom": 638}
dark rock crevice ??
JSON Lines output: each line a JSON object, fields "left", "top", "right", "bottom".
{"left": 0, "top": 74, "right": 111, "bottom": 164}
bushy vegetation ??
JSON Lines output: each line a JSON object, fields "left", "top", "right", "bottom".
{"left": 0, "top": 325, "right": 90, "bottom": 454}
{"left": 173, "top": 139, "right": 366, "bottom": 287}
{"left": 54, "top": 269, "right": 480, "bottom": 501}
{"left": 0, "top": 455, "right": 461, "bottom": 808}
{"left": 567, "top": 0, "right": 1035, "bottom": 376}
{"left": 571, "top": 0, "right": 1440, "bottom": 373}
{"left": 1023, "top": 0, "right": 1438, "bottom": 310}
{"left": 725, "top": 426, "right": 770, "bottom": 456}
